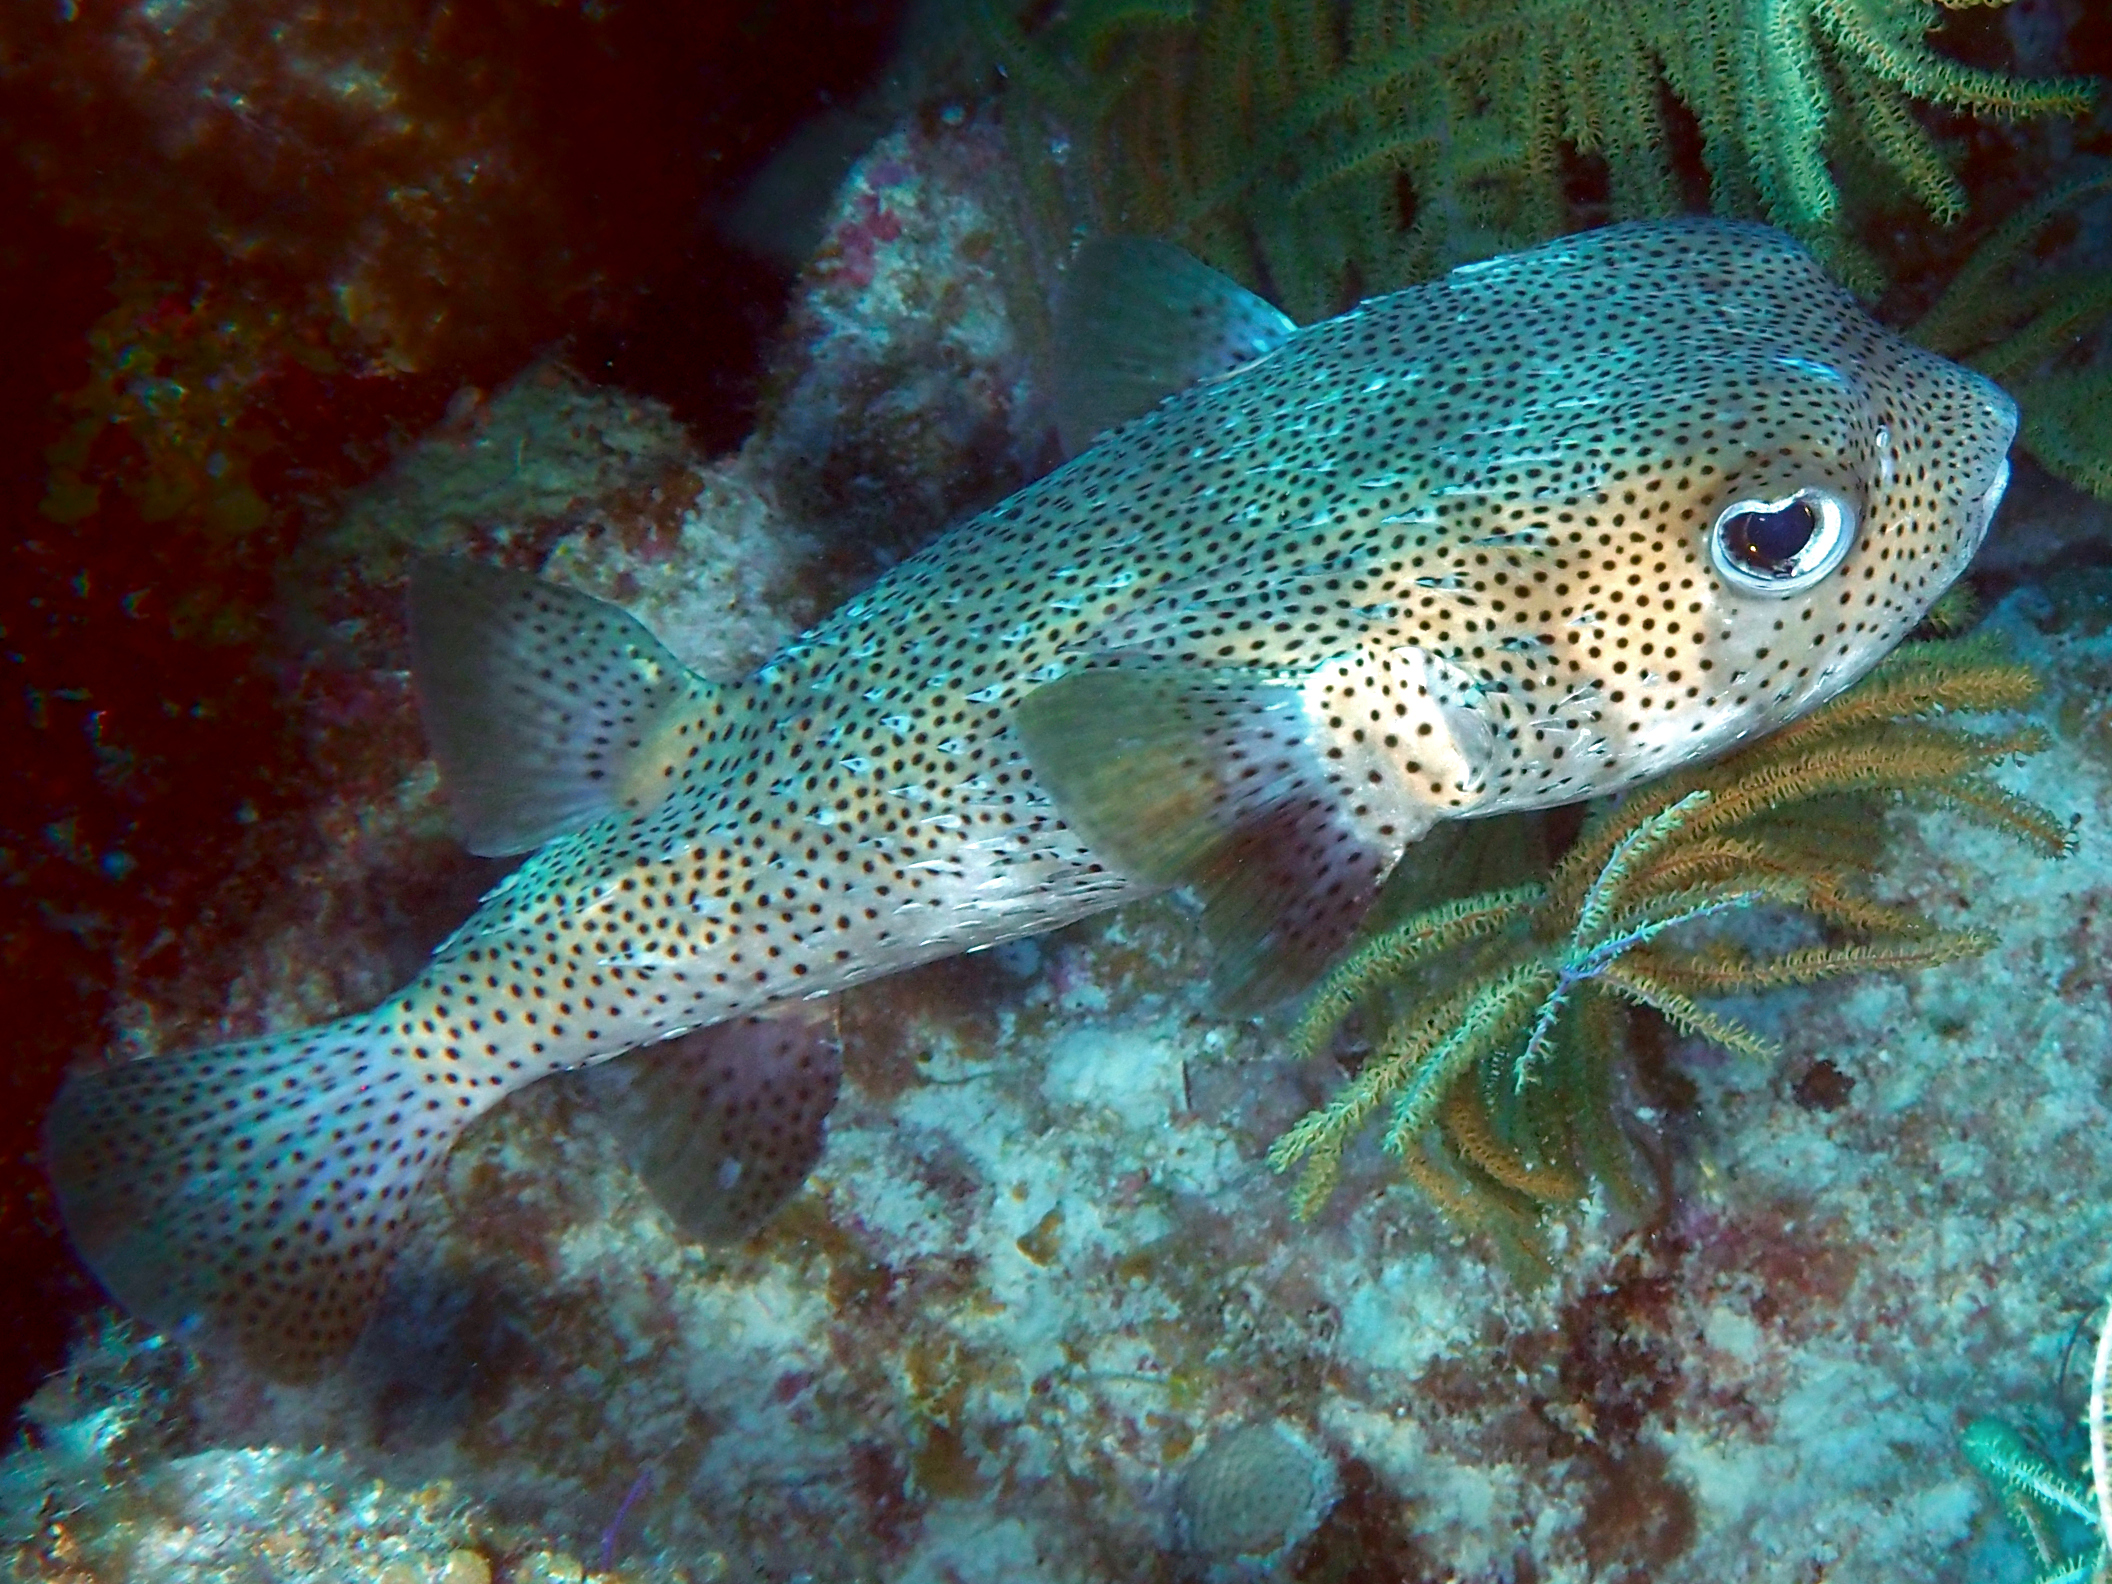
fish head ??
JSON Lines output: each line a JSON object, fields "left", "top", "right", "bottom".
{"left": 1009, "top": 221, "right": 2022, "bottom": 990}
{"left": 1854, "top": 339, "right": 2018, "bottom": 583}
{"left": 1409, "top": 220, "right": 2020, "bottom": 805}
{"left": 1647, "top": 229, "right": 2017, "bottom": 755}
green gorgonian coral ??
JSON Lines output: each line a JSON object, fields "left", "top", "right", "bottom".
{"left": 973, "top": 3, "right": 2112, "bottom": 518}
{"left": 1964, "top": 1416, "right": 2108, "bottom": 1584}
{"left": 1913, "top": 165, "right": 2112, "bottom": 502}
{"left": 978, "top": 0, "right": 2095, "bottom": 319}
{"left": 1265, "top": 635, "right": 2070, "bottom": 1255}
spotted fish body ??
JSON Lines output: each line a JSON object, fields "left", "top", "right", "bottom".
{"left": 48, "top": 220, "right": 2016, "bottom": 1373}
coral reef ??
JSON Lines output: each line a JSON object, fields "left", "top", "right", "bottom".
{"left": 1269, "top": 633, "right": 2070, "bottom": 1256}
{"left": 1913, "top": 164, "right": 2112, "bottom": 501}
{"left": 970, "top": 0, "right": 2112, "bottom": 499}
{"left": 103, "top": 362, "right": 822, "bottom": 1063}
{"left": 1171, "top": 1420, "right": 1341, "bottom": 1577}
{"left": 0, "top": 0, "right": 906, "bottom": 1406}
{"left": 1959, "top": 1283, "right": 2112, "bottom": 1584}
{"left": 12, "top": 582, "right": 2112, "bottom": 1581}
{"left": 18, "top": 17, "right": 2112, "bottom": 1583}
{"left": 747, "top": 109, "right": 1054, "bottom": 558}
{"left": 3, "top": 0, "right": 896, "bottom": 378}
{"left": 82, "top": 101, "right": 1045, "bottom": 1071}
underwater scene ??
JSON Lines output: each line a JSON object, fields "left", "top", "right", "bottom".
{"left": 6, "top": 1, "right": 2112, "bottom": 1580}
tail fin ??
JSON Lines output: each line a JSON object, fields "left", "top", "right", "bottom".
{"left": 44, "top": 1017, "right": 461, "bottom": 1379}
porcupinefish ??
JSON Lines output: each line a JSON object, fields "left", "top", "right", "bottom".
{"left": 46, "top": 219, "right": 2017, "bottom": 1375}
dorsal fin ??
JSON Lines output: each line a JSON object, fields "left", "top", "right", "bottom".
{"left": 408, "top": 558, "right": 711, "bottom": 856}
{"left": 1053, "top": 237, "right": 1297, "bottom": 456}
{"left": 1014, "top": 659, "right": 1420, "bottom": 1007}
{"left": 582, "top": 1013, "right": 842, "bottom": 1244}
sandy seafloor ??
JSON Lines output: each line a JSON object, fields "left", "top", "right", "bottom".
{"left": 9, "top": 114, "right": 2112, "bottom": 1584}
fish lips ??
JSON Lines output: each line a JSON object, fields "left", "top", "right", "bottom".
{"left": 1965, "top": 377, "right": 2020, "bottom": 562}
{"left": 1971, "top": 455, "right": 2012, "bottom": 558}
{"left": 1914, "top": 360, "right": 2018, "bottom": 568}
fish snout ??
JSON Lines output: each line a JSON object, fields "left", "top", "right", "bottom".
{"left": 1887, "top": 351, "right": 2018, "bottom": 568}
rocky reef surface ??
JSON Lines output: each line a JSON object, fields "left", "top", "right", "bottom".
{"left": 12, "top": 107, "right": 2112, "bottom": 1584}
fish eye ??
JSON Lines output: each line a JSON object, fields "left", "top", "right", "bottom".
{"left": 1708, "top": 488, "right": 1855, "bottom": 596}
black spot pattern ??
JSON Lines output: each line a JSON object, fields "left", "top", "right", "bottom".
{"left": 45, "top": 219, "right": 2016, "bottom": 1371}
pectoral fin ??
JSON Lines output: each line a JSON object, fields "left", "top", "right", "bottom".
{"left": 1014, "top": 660, "right": 1406, "bottom": 1006}
{"left": 408, "top": 558, "right": 714, "bottom": 856}
{"left": 1053, "top": 237, "right": 1297, "bottom": 456}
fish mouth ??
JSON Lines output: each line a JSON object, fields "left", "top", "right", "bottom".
{"left": 1959, "top": 372, "right": 2019, "bottom": 562}
{"left": 1978, "top": 453, "right": 2012, "bottom": 523}
{"left": 1959, "top": 450, "right": 2010, "bottom": 565}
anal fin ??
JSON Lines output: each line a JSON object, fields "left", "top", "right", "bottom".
{"left": 582, "top": 1012, "right": 842, "bottom": 1244}
{"left": 1014, "top": 661, "right": 1409, "bottom": 1007}
{"left": 408, "top": 558, "right": 719, "bottom": 856}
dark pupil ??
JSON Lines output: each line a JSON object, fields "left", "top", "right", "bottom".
{"left": 1723, "top": 501, "right": 1818, "bottom": 574}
